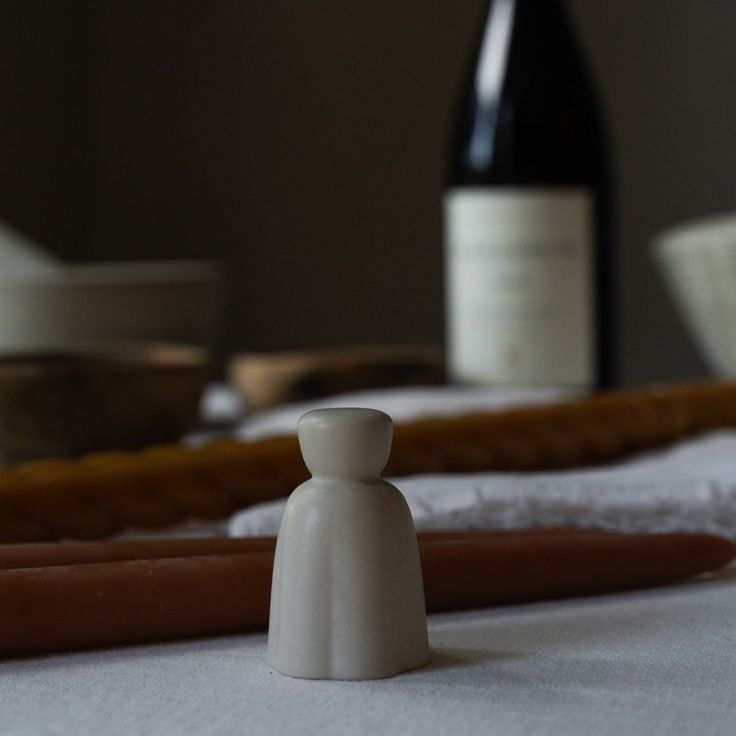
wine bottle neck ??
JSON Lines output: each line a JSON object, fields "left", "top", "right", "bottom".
{"left": 474, "top": 0, "right": 514, "bottom": 106}
{"left": 473, "top": 0, "right": 579, "bottom": 102}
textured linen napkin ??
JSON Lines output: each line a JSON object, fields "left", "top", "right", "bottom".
{"left": 226, "top": 385, "right": 736, "bottom": 539}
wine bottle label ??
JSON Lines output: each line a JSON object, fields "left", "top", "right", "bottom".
{"left": 444, "top": 187, "right": 594, "bottom": 386}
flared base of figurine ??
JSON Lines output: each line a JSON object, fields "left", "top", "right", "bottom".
{"left": 267, "top": 649, "right": 432, "bottom": 681}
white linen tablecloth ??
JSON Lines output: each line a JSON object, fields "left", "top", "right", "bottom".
{"left": 2, "top": 568, "right": 735, "bottom": 736}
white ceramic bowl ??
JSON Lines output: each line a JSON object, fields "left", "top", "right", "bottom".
{"left": 654, "top": 214, "right": 736, "bottom": 376}
{"left": 0, "top": 260, "right": 222, "bottom": 351}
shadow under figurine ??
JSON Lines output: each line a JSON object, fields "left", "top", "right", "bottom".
{"left": 267, "top": 407, "right": 430, "bottom": 680}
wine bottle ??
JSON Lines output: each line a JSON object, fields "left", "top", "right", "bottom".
{"left": 444, "top": 0, "right": 613, "bottom": 388}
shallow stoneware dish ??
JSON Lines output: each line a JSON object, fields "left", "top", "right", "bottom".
{"left": 0, "top": 260, "right": 222, "bottom": 351}
{"left": 0, "top": 343, "right": 208, "bottom": 465}
{"left": 654, "top": 214, "right": 736, "bottom": 376}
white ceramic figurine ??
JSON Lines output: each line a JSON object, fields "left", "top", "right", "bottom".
{"left": 266, "top": 407, "right": 430, "bottom": 680}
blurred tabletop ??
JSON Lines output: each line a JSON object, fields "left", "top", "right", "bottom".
{"left": 2, "top": 567, "right": 735, "bottom": 736}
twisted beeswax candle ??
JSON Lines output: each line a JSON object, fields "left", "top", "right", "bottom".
{"left": 2, "top": 380, "right": 736, "bottom": 542}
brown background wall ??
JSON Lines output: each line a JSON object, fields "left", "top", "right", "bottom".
{"left": 1, "top": 1, "right": 734, "bottom": 383}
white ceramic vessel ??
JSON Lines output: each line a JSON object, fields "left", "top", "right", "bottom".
{"left": 0, "top": 261, "right": 222, "bottom": 351}
{"left": 0, "top": 219, "right": 60, "bottom": 276}
{"left": 0, "top": 220, "right": 221, "bottom": 350}
{"left": 267, "top": 408, "right": 430, "bottom": 680}
{"left": 654, "top": 213, "right": 736, "bottom": 376}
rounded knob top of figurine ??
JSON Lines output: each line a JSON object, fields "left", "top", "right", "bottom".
{"left": 297, "top": 408, "right": 393, "bottom": 479}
